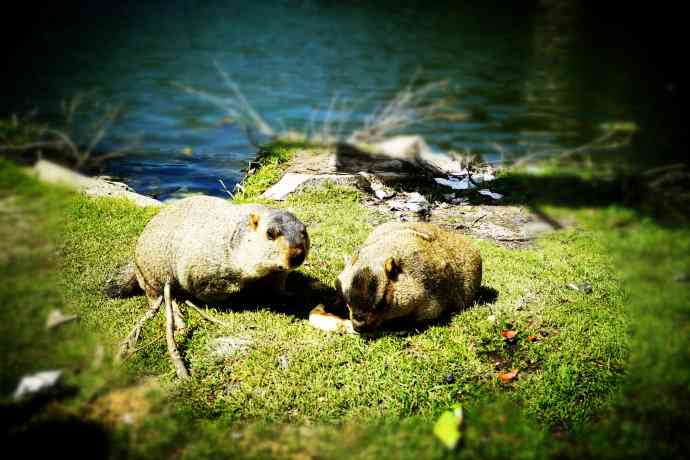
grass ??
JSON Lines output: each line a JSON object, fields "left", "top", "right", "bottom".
{"left": 1, "top": 142, "right": 689, "bottom": 459}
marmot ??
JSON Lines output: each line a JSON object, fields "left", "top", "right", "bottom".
{"left": 105, "top": 195, "right": 309, "bottom": 378}
{"left": 336, "top": 221, "right": 481, "bottom": 332}
{"left": 106, "top": 196, "right": 309, "bottom": 302}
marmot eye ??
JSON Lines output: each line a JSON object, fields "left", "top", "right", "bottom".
{"left": 266, "top": 228, "right": 280, "bottom": 240}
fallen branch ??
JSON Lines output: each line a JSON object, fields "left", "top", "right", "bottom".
{"left": 118, "top": 296, "right": 163, "bottom": 360}
{"left": 119, "top": 333, "right": 165, "bottom": 362}
{"left": 350, "top": 79, "right": 455, "bottom": 143}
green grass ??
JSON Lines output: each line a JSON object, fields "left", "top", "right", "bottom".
{"left": 1, "top": 145, "right": 689, "bottom": 459}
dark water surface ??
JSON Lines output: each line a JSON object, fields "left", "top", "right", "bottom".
{"left": 2, "top": 1, "right": 682, "bottom": 199}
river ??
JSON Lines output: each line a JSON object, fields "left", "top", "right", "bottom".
{"left": 2, "top": 0, "right": 681, "bottom": 199}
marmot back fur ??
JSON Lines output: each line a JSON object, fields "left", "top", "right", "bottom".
{"left": 105, "top": 196, "right": 309, "bottom": 302}
{"left": 337, "top": 221, "right": 481, "bottom": 332}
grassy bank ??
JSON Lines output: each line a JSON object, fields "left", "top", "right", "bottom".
{"left": 1, "top": 143, "right": 688, "bottom": 459}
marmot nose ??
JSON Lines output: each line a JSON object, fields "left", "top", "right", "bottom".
{"left": 288, "top": 247, "right": 305, "bottom": 267}
{"left": 351, "top": 317, "right": 369, "bottom": 332}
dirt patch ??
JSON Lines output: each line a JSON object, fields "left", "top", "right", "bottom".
{"left": 86, "top": 378, "right": 161, "bottom": 428}
{"left": 263, "top": 148, "right": 563, "bottom": 248}
{"left": 364, "top": 196, "right": 555, "bottom": 248}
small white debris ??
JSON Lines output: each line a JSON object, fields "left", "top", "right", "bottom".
{"left": 389, "top": 192, "right": 430, "bottom": 213}
{"left": 374, "top": 189, "right": 390, "bottom": 200}
{"left": 121, "top": 413, "right": 136, "bottom": 426}
{"left": 13, "top": 370, "right": 63, "bottom": 401}
{"left": 566, "top": 282, "right": 593, "bottom": 294}
{"left": 276, "top": 355, "right": 289, "bottom": 370}
{"left": 472, "top": 172, "right": 496, "bottom": 183}
{"left": 478, "top": 189, "right": 503, "bottom": 200}
{"left": 434, "top": 177, "right": 475, "bottom": 190}
{"left": 487, "top": 315, "right": 497, "bottom": 323}
{"left": 46, "top": 309, "right": 78, "bottom": 330}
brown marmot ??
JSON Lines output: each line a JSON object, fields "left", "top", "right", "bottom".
{"left": 336, "top": 221, "right": 481, "bottom": 332}
{"left": 106, "top": 196, "right": 309, "bottom": 301}
{"left": 105, "top": 195, "right": 309, "bottom": 378}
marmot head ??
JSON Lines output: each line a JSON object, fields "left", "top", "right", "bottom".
{"left": 243, "top": 209, "right": 310, "bottom": 276}
{"left": 336, "top": 254, "right": 401, "bottom": 332}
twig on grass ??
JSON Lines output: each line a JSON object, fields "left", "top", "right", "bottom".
{"left": 117, "top": 295, "right": 163, "bottom": 361}
{"left": 185, "top": 300, "right": 229, "bottom": 327}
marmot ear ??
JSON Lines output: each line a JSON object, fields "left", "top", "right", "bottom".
{"left": 384, "top": 257, "right": 401, "bottom": 280}
{"left": 249, "top": 213, "right": 260, "bottom": 231}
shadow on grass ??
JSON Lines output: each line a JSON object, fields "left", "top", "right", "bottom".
{"left": 193, "top": 271, "right": 339, "bottom": 320}
{"left": 333, "top": 143, "right": 689, "bottom": 225}
{"left": 492, "top": 170, "right": 686, "bottom": 223}
{"left": 1, "top": 390, "right": 111, "bottom": 460}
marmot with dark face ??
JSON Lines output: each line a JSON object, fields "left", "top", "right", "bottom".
{"left": 105, "top": 195, "right": 309, "bottom": 378}
{"left": 337, "top": 221, "right": 481, "bottom": 332}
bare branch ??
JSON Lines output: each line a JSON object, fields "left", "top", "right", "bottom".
{"left": 350, "top": 79, "right": 455, "bottom": 143}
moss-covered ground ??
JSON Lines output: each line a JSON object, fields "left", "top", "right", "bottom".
{"left": 1, "top": 142, "right": 688, "bottom": 459}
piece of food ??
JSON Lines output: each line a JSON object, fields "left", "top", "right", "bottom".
{"left": 308, "top": 304, "right": 356, "bottom": 334}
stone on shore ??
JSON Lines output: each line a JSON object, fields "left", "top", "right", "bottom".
{"left": 33, "top": 159, "right": 162, "bottom": 208}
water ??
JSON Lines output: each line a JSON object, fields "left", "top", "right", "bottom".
{"left": 2, "top": 0, "right": 679, "bottom": 199}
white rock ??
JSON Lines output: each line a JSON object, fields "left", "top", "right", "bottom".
{"left": 261, "top": 173, "right": 313, "bottom": 200}
{"left": 262, "top": 172, "right": 367, "bottom": 200}
{"left": 372, "top": 135, "right": 430, "bottom": 160}
{"left": 33, "top": 160, "right": 161, "bottom": 208}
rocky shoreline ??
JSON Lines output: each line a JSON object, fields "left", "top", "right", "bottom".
{"left": 29, "top": 135, "right": 564, "bottom": 248}
{"left": 30, "top": 159, "right": 162, "bottom": 208}
{"left": 252, "top": 137, "right": 562, "bottom": 247}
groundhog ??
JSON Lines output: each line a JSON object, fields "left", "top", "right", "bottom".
{"left": 104, "top": 195, "right": 309, "bottom": 379}
{"left": 337, "top": 221, "right": 481, "bottom": 332}
{"left": 106, "top": 196, "right": 309, "bottom": 302}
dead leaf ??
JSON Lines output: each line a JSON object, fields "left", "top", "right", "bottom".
{"left": 498, "top": 369, "right": 519, "bottom": 384}
{"left": 500, "top": 330, "right": 517, "bottom": 340}
{"left": 527, "top": 335, "right": 540, "bottom": 342}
